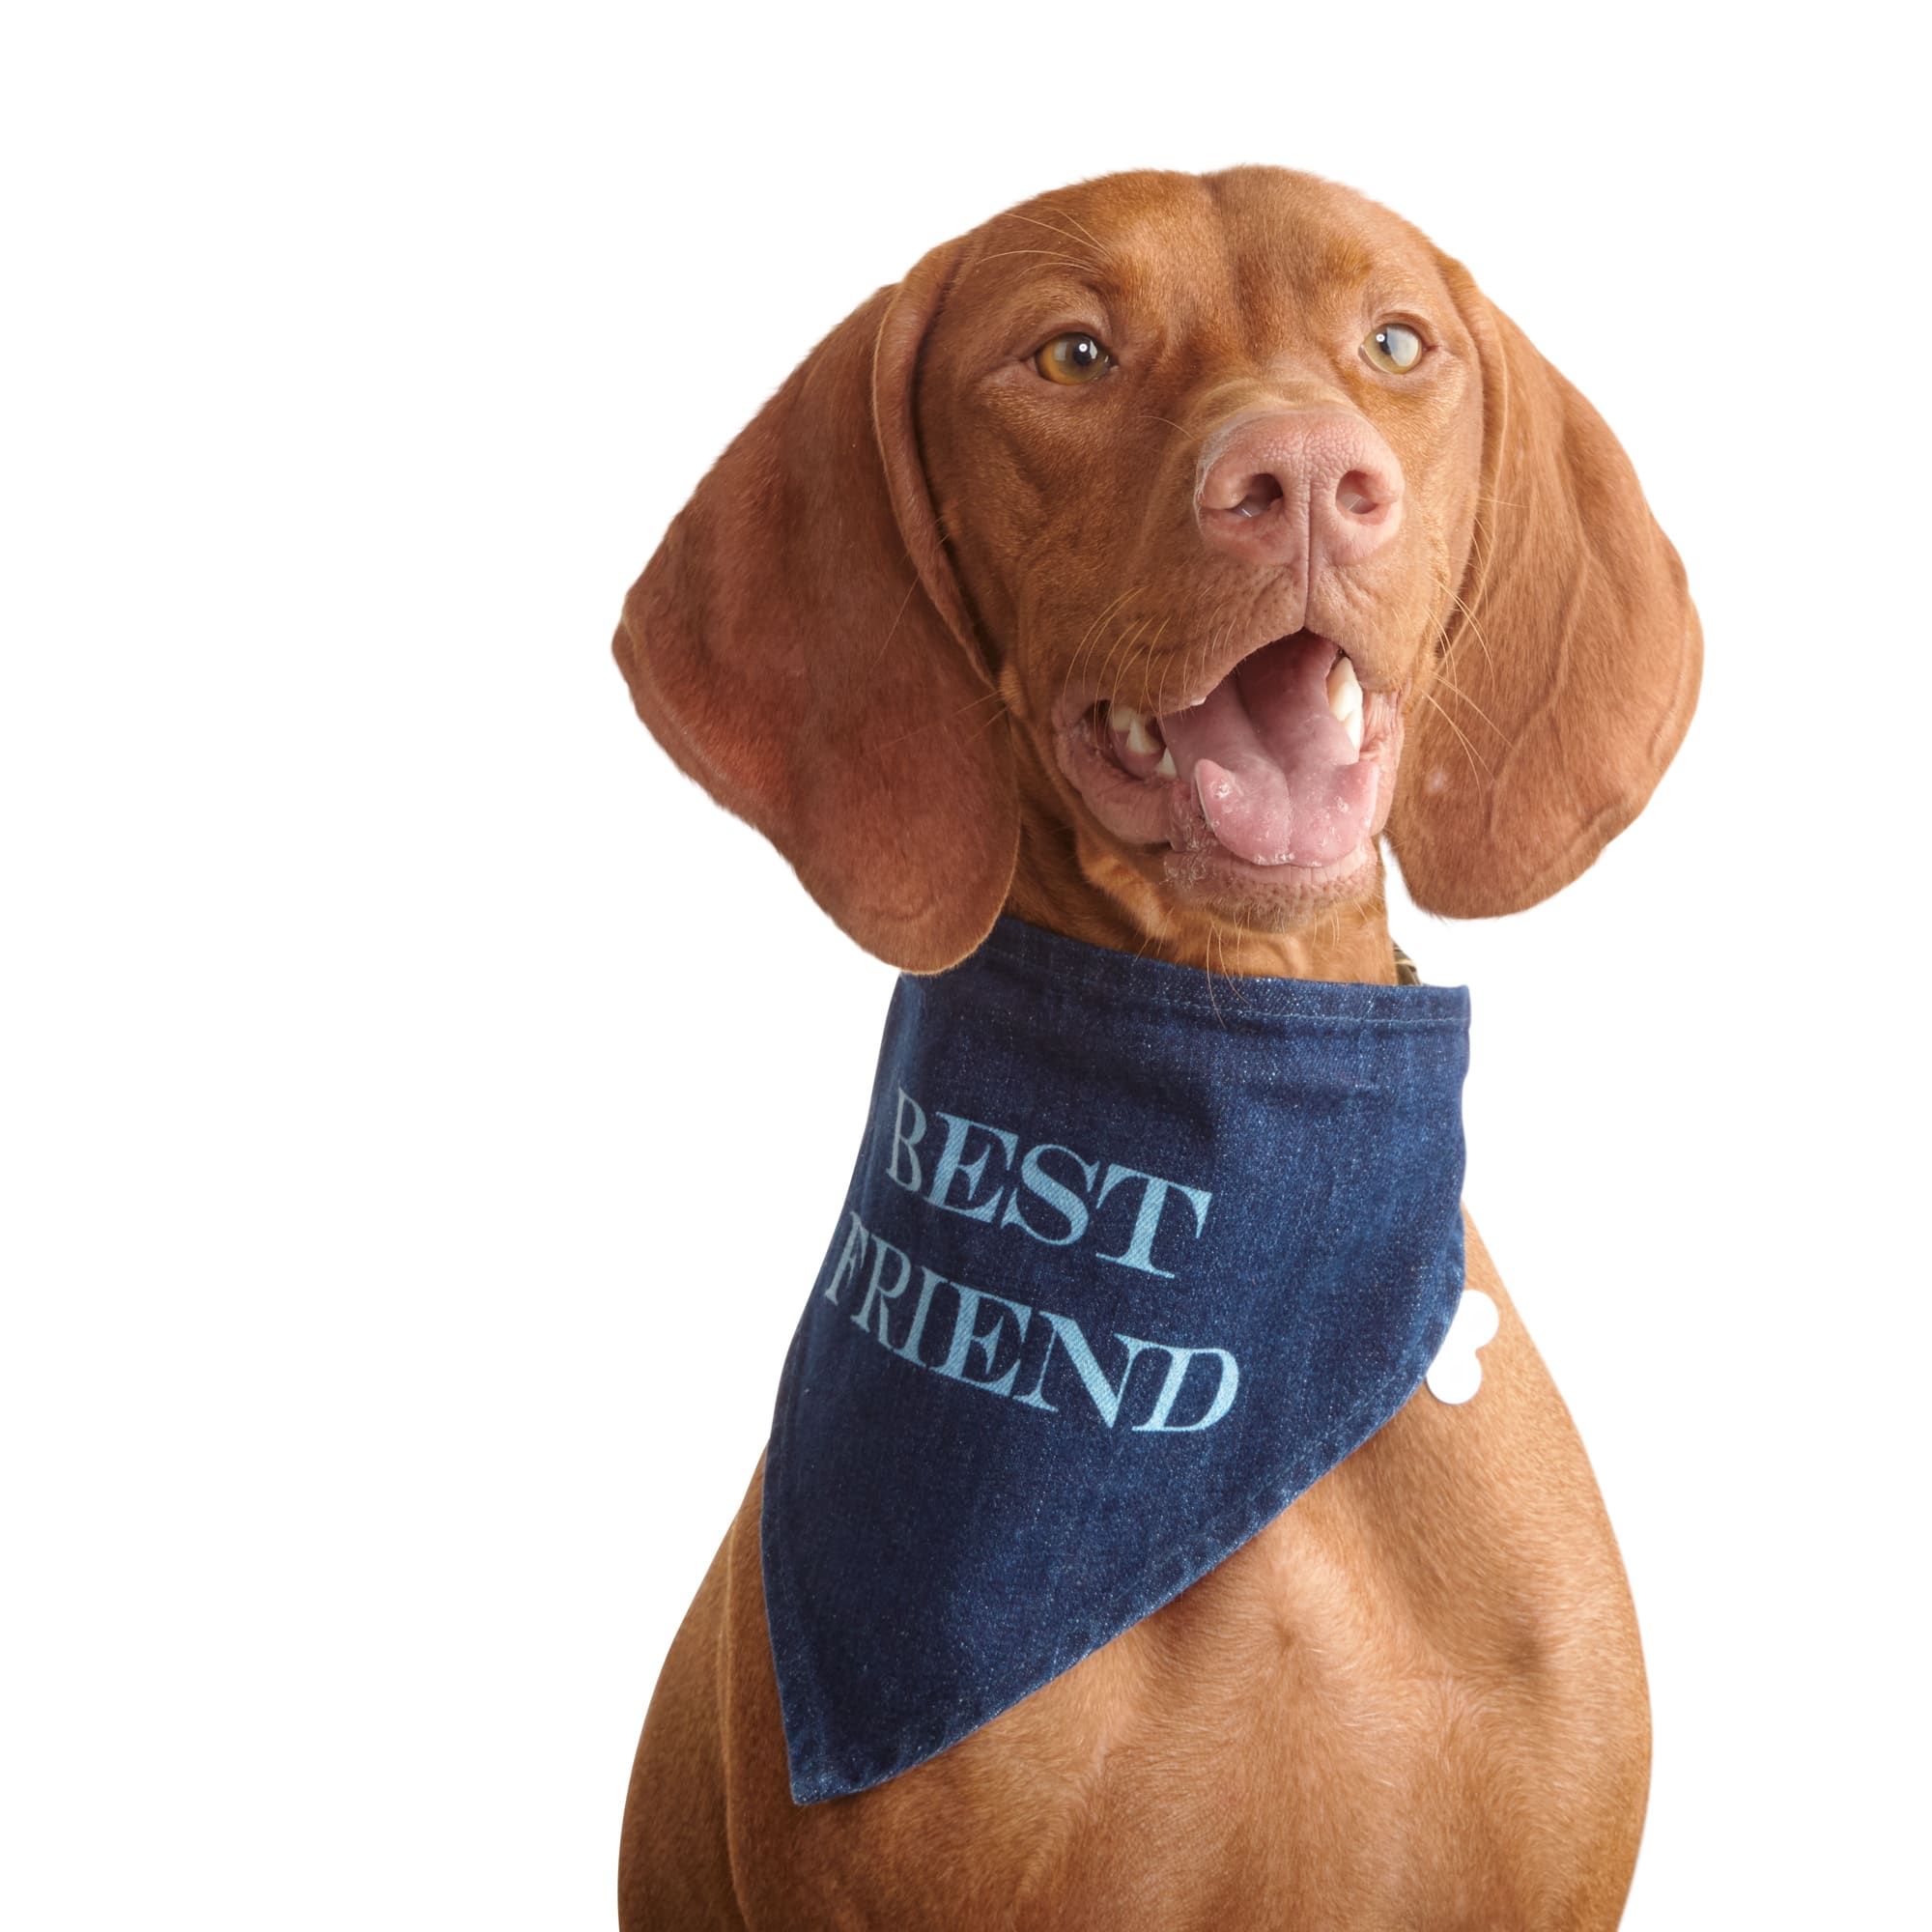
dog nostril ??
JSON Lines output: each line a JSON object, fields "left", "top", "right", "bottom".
{"left": 1336, "top": 471, "right": 1380, "bottom": 518}
{"left": 1232, "top": 474, "right": 1285, "bottom": 520}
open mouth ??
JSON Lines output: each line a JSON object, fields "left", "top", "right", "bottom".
{"left": 1055, "top": 631, "right": 1405, "bottom": 884}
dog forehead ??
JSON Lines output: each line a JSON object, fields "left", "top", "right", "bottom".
{"left": 943, "top": 168, "right": 1445, "bottom": 360}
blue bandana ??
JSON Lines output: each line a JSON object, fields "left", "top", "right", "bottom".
{"left": 761, "top": 916, "right": 1469, "bottom": 1803}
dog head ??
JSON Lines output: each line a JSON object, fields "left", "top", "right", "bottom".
{"left": 614, "top": 167, "right": 1699, "bottom": 971}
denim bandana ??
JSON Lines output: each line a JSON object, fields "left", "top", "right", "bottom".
{"left": 761, "top": 916, "right": 1469, "bottom": 1804}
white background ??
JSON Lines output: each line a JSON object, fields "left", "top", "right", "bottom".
{"left": 4, "top": 4, "right": 1924, "bottom": 1925}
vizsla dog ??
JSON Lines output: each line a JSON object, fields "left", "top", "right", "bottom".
{"left": 612, "top": 166, "right": 1698, "bottom": 1930}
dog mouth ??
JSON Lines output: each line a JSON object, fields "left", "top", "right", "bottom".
{"left": 1054, "top": 631, "right": 1406, "bottom": 879}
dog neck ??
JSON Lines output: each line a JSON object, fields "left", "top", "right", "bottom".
{"left": 1004, "top": 815, "right": 1403, "bottom": 985}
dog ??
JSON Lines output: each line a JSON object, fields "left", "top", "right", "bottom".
{"left": 611, "top": 165, "right": 1699, "bottom": 1930}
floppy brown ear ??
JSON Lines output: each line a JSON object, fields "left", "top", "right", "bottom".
{"left": 1385, "top": 268, "right": 1702, "bottom": 916}
{"left": 612, "top": 244, "right": 1017, "bottom": 972}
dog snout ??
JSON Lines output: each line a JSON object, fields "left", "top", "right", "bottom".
{"left": 1197, "top": 411, "right": 1405, "bottom": 575}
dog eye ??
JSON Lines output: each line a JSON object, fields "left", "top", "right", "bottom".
{"left": 1035, "top": 332, "right": 1113, "bottom": 384}
{"left": 1363, "top": 323, "right": 1425, "bottom": 374}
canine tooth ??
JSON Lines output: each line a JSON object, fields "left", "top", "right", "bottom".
{"left": 1342, "top": 707, "right": 1363, "bottom": 753}
{"left": 1326, "top": 654, "right": 1362, "bottom": 722}
{"left": 1108, "top": 702, "right": 1160, "bottom": 757}
{"left": 1156, "top": 748, "right": 1178, "bottom": 779}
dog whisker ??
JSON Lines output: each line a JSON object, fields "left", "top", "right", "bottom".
{"left": 1004, "top": 211, "right": 1111, "bottom": 265}
{"left": 1028, "top": 200, "right": 1111, "bottom": 255}
{"left": 970, "top": 246, "right": 1099, "bottom": 275}
{"left": 1417, "top": 686, "right": 1494, "bottom": 780}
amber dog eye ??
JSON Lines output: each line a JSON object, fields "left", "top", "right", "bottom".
{"left": 1363, "top": 323, "right": 1425, "bottom": 374}
{"left": 1035, "top": 332, "right": 1113, "bottom": 384}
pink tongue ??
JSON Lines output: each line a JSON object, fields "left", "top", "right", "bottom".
{"left": 1158, "top": 635, "right": 1378, "bottom": 867}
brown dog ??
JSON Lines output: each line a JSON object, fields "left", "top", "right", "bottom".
{"left": 612, "top": 166, "right": 1698, "bottom": 1930}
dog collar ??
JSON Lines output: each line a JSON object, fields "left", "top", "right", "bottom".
{"left": 760, "top": 915, "right": 1469, "bottom": 1802}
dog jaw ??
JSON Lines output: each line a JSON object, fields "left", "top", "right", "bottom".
{"left": 1046, "top": 630, "right": 1411, "bottom": 924}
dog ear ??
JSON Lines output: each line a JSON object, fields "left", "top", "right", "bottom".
{"left": 612, "top": 243, "right": 1017, "bottom": 972}
{"left": 1385, "top": 269, "right": 1701, "bottom": 917}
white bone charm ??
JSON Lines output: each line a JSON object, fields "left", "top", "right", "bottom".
{"left": 1425, "top": 1289, "right": 1499, "bottom": 1406}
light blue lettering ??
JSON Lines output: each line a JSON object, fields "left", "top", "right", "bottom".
{"left": 933, "top": 1281, "right": 1033, "bottom": 1397}
{"left": 999, "top": 1143, "right": 1097, "bottom": 1246}
{"left": 1094, "top": 1166, "right": 1213, "bottom": 1278}
{"left": 887, "top": 1089, "right": 928, "bottom": 1193}
{"left": 1133, "top": 1346, "right": 1240, "bottom": 1432}
{"left": 852, "top": 1234, "right": 913, "bottom": 1347}
{"left": 821, "top": 1211, "right": 868, "bottom": 1305}
{"left": 925, "top": 1112, "right": 1019, "bottom": 1223}
{"left": 895, "top": 1265, "right": 947, "bottom": 1367}
{"left": 1017, "top": 1312, "right": 1151, "bottom": 1426}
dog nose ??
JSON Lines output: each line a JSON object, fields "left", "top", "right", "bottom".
{"left": 1198, "top": 411, "right": 1404, "bottom": 573}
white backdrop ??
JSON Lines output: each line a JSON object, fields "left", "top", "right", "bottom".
{"left": 4, "top": 5, "right": 1923, "bottom": 1925}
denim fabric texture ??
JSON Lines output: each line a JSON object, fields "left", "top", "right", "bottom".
{"left": 761, "top": 915, "right": 1470, "bottom": 1804}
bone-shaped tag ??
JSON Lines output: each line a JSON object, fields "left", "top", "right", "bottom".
{"left": 1425, "top": 1289, "right": 1499, "bottom": 1406}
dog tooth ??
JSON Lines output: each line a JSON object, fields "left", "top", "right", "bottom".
{"left": 1325, "top": 654, "right": 1362, "bottom": 723}
{"left": 1342, "top": 707, "right": 1363, "bottom": 753}
{"left": 1124, "top": 714, "right": 1157, "bottom": 756}
{"left": 1108, "top": 702, "right": 1136, "bottom": 735}
{"left": 1156, "top": 748, "right": 1178, "bottom": 780}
